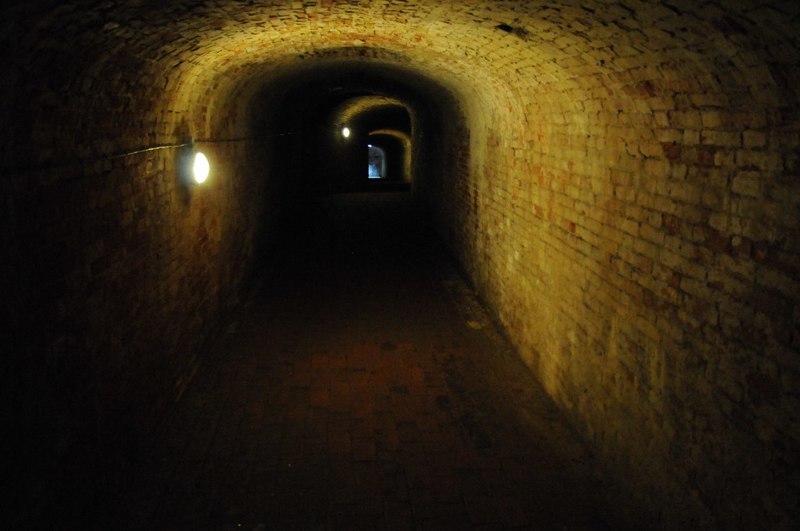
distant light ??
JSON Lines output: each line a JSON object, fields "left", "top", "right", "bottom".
{"left": 367, "top": 144, "right": 372, "bottom": 148}
{"left": 341, "top": 126, "right": 351, "bottom": 138}
{"left": 193, "top": 152, "right": 210, "bottom": 184}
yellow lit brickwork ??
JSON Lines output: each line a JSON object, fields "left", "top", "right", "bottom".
{"left": 2, "top": 1, "right": 798, "bottom": 528}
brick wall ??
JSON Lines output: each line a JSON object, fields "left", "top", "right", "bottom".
{"left": 426, "top": 4, "right": 800, "bottom": 529}
{"left": 1, "top": 7, "right": 273, "bottom": 524}
{"left": 2, "top": 1, "right": 798, "bottom": 528}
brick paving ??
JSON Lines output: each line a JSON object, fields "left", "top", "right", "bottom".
{"left": 119, "top": 192, "right": 610, "bottom": 531}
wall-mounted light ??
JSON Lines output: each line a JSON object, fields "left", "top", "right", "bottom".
{"left": 192, "top": 151, "right": 210, "bottom": 184}
{"left": 179, "top": 143, "right": 211, "bottom": 186}
{"left": 341, "top": 126, "right": 351, "bottom": 138}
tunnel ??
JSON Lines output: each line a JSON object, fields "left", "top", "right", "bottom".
{"left": 2, "top": 1, "right": 799, "bottom": 529}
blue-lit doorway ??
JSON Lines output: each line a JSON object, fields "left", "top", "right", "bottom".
{"left": 368, "top": 144, "right": 386, "bottom": 179}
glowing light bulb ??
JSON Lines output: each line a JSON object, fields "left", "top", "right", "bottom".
{"left": 193, "top": 152, "right": 210, "bottom": 184}
{"left": 342, "top": 127, "right": 351, "bottom": 138}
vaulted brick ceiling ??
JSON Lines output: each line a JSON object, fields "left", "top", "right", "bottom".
{"left": 2, "top": 2, "right": 799, "bottom": 529}
{"left": 4, "top": 0, "right": 797, "bottom": 165}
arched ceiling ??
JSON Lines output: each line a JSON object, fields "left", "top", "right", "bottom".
{"left": 334, "top": 96, "right": 408, "bottom": 130}
{"left": 370, "top": 129, "right": 412, "bottom": 143}
{"left": 2, "top": 0, "right": 798, "bottom": 164}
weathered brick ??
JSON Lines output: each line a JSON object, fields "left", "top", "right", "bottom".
{"left": 5, "top": 3, "right": 799, "bottom": 531}
{"left": 743, "top": 130, "right": 767, "bottom": 148}
{"left": 732, "top": 172, "right": 762, "bottom": 198}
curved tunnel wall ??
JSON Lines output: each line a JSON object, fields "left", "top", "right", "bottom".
{"left": 1, "top": 1, "right": 798, "bottom": 528}
{"left": 331, "top": 97, "right": 412, "bottom": 187}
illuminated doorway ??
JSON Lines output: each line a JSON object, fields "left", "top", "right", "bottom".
{"left": 368, "top": 144, "right": 386, "bottom": 179}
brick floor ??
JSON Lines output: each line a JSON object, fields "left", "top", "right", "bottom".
{"left": 118, "top": 192, "right": 611, "bottom": 530}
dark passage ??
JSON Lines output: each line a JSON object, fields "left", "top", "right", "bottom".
{"left": 118, "top": 192, "right": 609, "bottom": 530}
